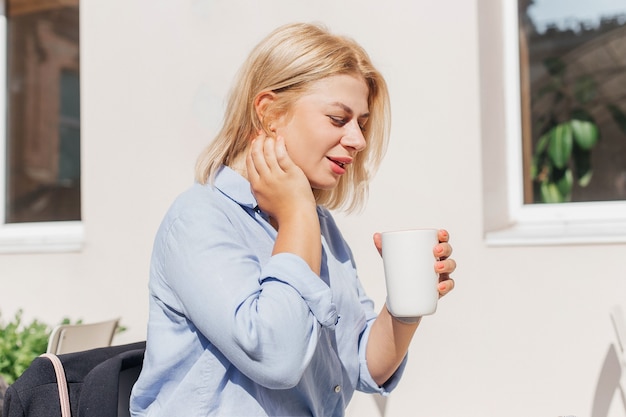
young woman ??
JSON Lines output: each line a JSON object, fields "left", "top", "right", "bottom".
{"left": 130, "top": 22, "right": 456, "bottom": 417}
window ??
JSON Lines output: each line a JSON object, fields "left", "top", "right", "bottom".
{"left": 519, "top": 0, "right": 626, "bottom": 205}
{"left": 481, "top": 0, "right": 626, "bottom": 245}
{"left": 0, "top": 0, "right": 82, "bottom": 253}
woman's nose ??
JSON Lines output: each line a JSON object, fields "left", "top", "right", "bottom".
{"left": 342, "top": 120, "right": 367, "bottom": 152}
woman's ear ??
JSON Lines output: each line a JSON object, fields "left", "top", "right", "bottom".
{"left": 254, "top": 91, "right": 278, "bottom": 133}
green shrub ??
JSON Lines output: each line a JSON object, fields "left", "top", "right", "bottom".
{"left": 0, "top": 310, "right": 51, "bottom": 384}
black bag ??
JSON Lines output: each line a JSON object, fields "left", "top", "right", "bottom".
{"left": 2, "top": 341, "right": 145, "bottom": 417}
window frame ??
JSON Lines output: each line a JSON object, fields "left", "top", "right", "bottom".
{"left": 0, "top": 7, "right": 83, "bottom": 254}
{"left": 483, "top": 0, "right": 626, "bottom": 246}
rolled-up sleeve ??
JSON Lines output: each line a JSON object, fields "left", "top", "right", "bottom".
{"left": 261, "top": 253, "right": 337, "bottom": 328}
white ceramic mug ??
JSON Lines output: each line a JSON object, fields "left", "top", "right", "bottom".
{"left": 381, "top": 228, "right": 439, "bottom": 318}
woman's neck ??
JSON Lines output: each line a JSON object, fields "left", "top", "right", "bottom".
{"left": 228, "top": 153, "right": 249, "bottom": 181}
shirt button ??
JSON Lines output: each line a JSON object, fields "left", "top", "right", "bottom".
{"left": 334, "top": 385, "right": 341, "bottom": 393}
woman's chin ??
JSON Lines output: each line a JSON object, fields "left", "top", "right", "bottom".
{"left": 311, "top": 181, "right": 339, "bottom": 191}
{"left": 307, "top": 172, "right": 342, "bottom": 191}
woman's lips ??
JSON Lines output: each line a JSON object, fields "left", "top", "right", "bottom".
{"left": 327, "top": 156, "right": 352, "bottom": 175}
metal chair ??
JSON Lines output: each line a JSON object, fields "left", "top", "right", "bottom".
{"left": 46, "top": 318, "right": 120, "bottom": 355}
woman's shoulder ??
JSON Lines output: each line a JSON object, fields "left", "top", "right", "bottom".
{"left": 170, "top": 182, "right": 223, "bottom": 215}
{"left": 156, "top": 182, "right": 236, "bottom": 234}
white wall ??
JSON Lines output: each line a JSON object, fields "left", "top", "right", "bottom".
{"left": 1, "top": 0, "right": 625, "bottom": 416}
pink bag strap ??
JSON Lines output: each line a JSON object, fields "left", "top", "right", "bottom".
{"left": 40, "top": 353, "right": 71, "bottom": 417}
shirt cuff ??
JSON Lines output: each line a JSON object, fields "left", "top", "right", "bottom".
{"left": 260, "top": 252, "right": 338, "bottom": 328}
{"left": 357, "top": 321, "right": 408, "bottom": 395}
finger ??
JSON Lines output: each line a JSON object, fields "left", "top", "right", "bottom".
{"left": 437, "top": 277, "right": 455, "bottom": 297}
{"left": 250, "top": 134, "right": 270, "bottom": 176}
{"left": 445, "top": 258, "right": 457, "bottom": 273}
{"left": 262, "top": 135, "right": 279, "bottom": 172}
{"left": 434, "top": 242, "right": 453, "bottom": 260}
{"left": 434, "top": 243, "right": 445, "bottom": 260}
{"left": 438, "top": 229, "right": 449, "bottom": 243}
{"left": 372, "top": 233, "right": 382, "bottom": 256}
{"left": 274, "top": 136, "right": 293, "bottom": 171}
{"left": 435, "top": 258, "right": 456, "bottom": 274}
{"left": 246, "top": 138, "right": 260, "bottom": 182}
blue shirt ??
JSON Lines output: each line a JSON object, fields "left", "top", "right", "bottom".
{"left": 129, "top": 166, "right": 406, "bottom": 417}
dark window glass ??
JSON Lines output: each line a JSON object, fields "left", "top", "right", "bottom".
{"left": 5, "top": 0, "right": 80, "bottom": 223}
{"left": 519, "top": 0, "right": 626, "bottom": 204}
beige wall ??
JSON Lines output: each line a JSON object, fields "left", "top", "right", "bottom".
{"left": 1, "top": 0, "right": 625, "bottom": 416}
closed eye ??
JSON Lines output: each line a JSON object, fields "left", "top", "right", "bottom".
{"left": 329, "top": 115, "right": 347, "bottom": 127}
{"left": 328, "top": 115, "right": 367, "bottom": 132}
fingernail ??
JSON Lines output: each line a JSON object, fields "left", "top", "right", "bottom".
{"left": 436, "top": 261, "right": 445, "bottom": 271}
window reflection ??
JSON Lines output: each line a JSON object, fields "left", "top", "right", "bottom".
{"left": 5, "top": 0, "right": 80, "bottom": 223}
{"left": 519, "top": 0, "right": 626, "bottom": 204}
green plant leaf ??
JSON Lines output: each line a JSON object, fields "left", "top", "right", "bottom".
{"left": 573, "top": 75, "right": 597, "bottom": 104}
{"left": 570, "top": 119, "right": 599, "bottom": 150}
{"left": 531, "top": 133, "right": 551, "bottom": 180}
{"left": 548, "top": 123, "right": 573, "bottom": 169}
{"left": 555, "top": 168, "right": 573, "bottom": 201}
{"left": 540, "top": 181, "right": 564, "bottom": 203}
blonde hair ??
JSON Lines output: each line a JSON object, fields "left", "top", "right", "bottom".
{"left": 195, "top": 22, "right": 390, "bottom": 212}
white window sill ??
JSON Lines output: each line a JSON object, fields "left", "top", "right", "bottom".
{"left": 485, "top": 220, "right": 626, "bottom": 246}
{"left": 0, "top": 221, "right": 84, "bottom": 253}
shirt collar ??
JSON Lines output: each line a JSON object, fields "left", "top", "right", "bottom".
{"left": 212, "top": 164, "right": 328, "bottom": 218}
{"left": 213, "top": 165, "right": 258, "bottom": 210}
